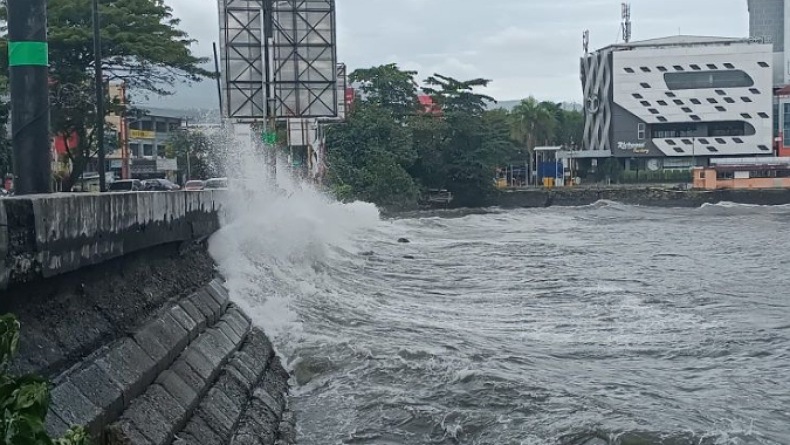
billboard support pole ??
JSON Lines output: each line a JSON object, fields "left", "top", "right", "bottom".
{"left": 8, "top": 0, "right": 52, "bottom": 194}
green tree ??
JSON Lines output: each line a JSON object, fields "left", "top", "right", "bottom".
{"left": 165, "top": 129, "right": 213, "bottom": 180}
{"left": 510, "top": 97, "right": 557, "bottom": 184}
{"left": 422, "top": 75, "right": 502, "bottom": 206}
{"left": 349, "top": 64, "right": 419, "bottom": 118}
{"left": 422, "top": 74, "right": 494, "bottom": 116}
{"left": 0, "top": 0, "right": 213, "bottom": 190}
{"left": 326, "top": 104, "right": 419, "bottom": 209}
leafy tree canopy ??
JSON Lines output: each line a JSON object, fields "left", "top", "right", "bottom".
{"left": 0, "top": 0, "right": 213, "bottom": 189}
{"left": 349, "top": 64, "right": 419, "bottom": 118}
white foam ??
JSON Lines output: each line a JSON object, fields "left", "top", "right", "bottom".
{"left": 207, "top": 122, "right": 381, "bottom": 342}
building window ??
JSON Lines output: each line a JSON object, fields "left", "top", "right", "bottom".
{"left": 155, "top": 121, "right": 168, "bottom": 133}
{"left": 758, "top": 61, "right": 770, "bottom": 68}
{"left": 657, "top": 100, "right": 668, "bottom": 106}
{"left": 724, "top": 97, "right": 736, "bottom": 104}
{"left": 653, "top": 124, "right": 697, "bottom": 139}
{"left": 706, "top": 64, "right": 717, "bottom": 70}
{"left": 673, "top": 65, "right": 685, "bottom": 71}
{"left": 130, "top": 143, "right": 140, "bottom": 157}
{"left": 141, "top": 120, "right": 154, "bottom": 131}
{"left": 733, "top": 137, "right": 744, "bottom": 144}
{"left": 724, "top": 63, "right": 735, "bottom": 69}
{"left": 759, "top": 145, "right": 771, "bottom": 151}
{"left": 664, "top": 70, "right": 755, "bottom": 90}
{"left": 674, "top": 147, "right": 685, "bottom": 153}
{"left": 707, "top": 146, "right": 718, "bottom": 152}
{"left": 715, "top": 89, "right": 726, "bottom": 96}
{"left": 758, "top": 112, "right": 770, "bottom": 119}
{"left": 666, "top": 92, "right": 677, "bottom": 98}
{"left": 690, "top": 99, "right": 701, "bottom": 105}
{"left": 690, "top": 64, "right": 701, "bottom": 70}
{"left": 690, "top": 115, "right": 701, "bottom": 121}
{"left": 682, "top": 107, "right": 693, "bottom": 113}
{"left": 632, "top": 93, "right": 643, "bottom": 99}
{"left": 749, "top": 88, "right": 761, "bottom": 94}
{"left": 741, "top": 97, "right": 752, "bottom": 103}
{"left": 666, "top": 139, "right": 676, "bottom": 145}
{"left": 657, "top": 66, "right": 668, "bottom": 72}
{"left": 648, "top": 108, "right": 660, "bottom": 114}
{"left": 640, "top": 100, "right": 651, "bottom": 107}
{"left": 698, "top": 138, "right": 709, "bottom": 144}
{"left": 715, "top": 106, "right": 727, "bottom": 112}
{"left": 673, "top": 99, "right": 684, "bottom": 105}
{"left": 624, "top": 67, "right": 635, "bottom": 73}
{"left": 741, "top": 113, "right": 752, "bottom": 119}
{"left": 707, "top": 98, "right": 718, "bottom": 104}
{"left": 717, "top": 171, "right": 734, "bottom": 180}
{"left": 785, "top": 104, "right": 790, "bottom": 147}
{"left": 640, "top": 82, "right": 651, "bottom": 89}
{"left": 709, "top": 121, "right": 755, "bottom": 137}
{"left": 715, "top": 138, "right": 726, "bottom": 144}
{"left": 682, "top": 139, "right": 693, "bottom": 145}
{"left": 143, "top": 144, "right": 154, "bottom": 157}
{"left": 657, "top": 116, "right": 668, "bottom": 122}
{"left": 640, "top": 67, "right": 651, "bottom": 73}
{"left": 637, "top": 123, "right": 646, "bottom": 140}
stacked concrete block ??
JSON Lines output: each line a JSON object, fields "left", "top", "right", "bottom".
{"left": 43, "top": 279, "right": 291, "bottom": 445}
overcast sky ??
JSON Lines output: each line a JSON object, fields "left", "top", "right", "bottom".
{"left": 146, "top": 0, "right": 749, "bottom": 109}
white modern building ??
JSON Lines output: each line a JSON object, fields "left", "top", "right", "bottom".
{"left": 580, "top": 36, "right": 775, "bottom": 167}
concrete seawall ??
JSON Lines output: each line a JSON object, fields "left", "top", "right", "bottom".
{"left": 489, "top": 187, "right": 790, "bottom": 208}
{"left": 0, "top": 191, "right": 224, "bottom": 290}
{"left": 0, "top": 192, "right": 293, "bottom": 444}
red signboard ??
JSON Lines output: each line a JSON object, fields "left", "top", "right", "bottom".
{"left": 52, "top": 132, "right": 79, "bottom": 156}
{"left": 345, "top": 88, "right": 355, "bottom": 111}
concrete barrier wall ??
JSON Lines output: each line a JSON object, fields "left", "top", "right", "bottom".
{"left": 0, "top": 191, "right": 226, "bottom": 290}
{"left": 490, "top": 188, "right": 790, "bottom": 208}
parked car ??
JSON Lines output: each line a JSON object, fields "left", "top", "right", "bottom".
{"left": 108, "top": 179, "right": 143, "bottom": 192}
{"left": 204, "top": 177, "right": 229, "bottom": 190}
{"left": 143, "top": 178, "right": 181, "bottom": 191}
{"left": 184, "top": 180, "right": 206, "bottom": 191}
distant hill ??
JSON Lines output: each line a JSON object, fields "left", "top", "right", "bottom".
{"left": 489, "top": 100, "right": 583, "bottom": 112}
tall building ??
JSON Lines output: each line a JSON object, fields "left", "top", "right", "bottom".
{"left": 580, "top": 36, "right": 774, "bottom": 167}
{"left": 748, "top": 0, "right": 790, "bottom": 85}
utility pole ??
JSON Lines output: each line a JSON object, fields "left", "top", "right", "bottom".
{"left": 8, "top": 0, "right": 52, "bottom": 194}
{"left": 93, "top": 0, "right": 107, "bottom": 192}
{"left": 263, "top": 0, "right": 277, "bottom": 188}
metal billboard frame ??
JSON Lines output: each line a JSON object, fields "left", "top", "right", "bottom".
{"left": 271, "top": 0, "right": 337, "bottom": 118}
{"left": 218, "top": 0, "right": 338, "bottom": 121}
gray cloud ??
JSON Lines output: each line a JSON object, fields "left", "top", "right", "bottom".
{"left": 149, "top": 0, "right": 748, "bottom": 109}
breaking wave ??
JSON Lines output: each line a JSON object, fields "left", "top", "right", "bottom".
{"left": 208, "top": 129, "right": 790, "bottom": 444}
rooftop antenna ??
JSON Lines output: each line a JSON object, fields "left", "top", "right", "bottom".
{"left": 621, "top": 2, "right": 632, "bottom": 43}
{"left": 583, "top": 30, "right": 590, "bottom": 54}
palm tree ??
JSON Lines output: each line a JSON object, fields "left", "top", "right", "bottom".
{"left": 510, "top": 97, "right": 557, "bottom": 184}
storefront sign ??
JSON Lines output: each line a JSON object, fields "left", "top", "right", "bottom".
{"left": 617, "top": 141, "right": 649, "bottom": 154}
{"left": 156, "top": 158, "right": 178, "bottom": 171}
{"left": 129, "top": 130, "right": 156, "bottom": 139}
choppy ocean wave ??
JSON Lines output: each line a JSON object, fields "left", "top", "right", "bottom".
{"left": 207, "top": 136, "right": 790, "bottom": 445}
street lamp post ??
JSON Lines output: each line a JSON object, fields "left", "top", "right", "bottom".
{"left": 92, "top": 0, "right": 107, "bottom": 192}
